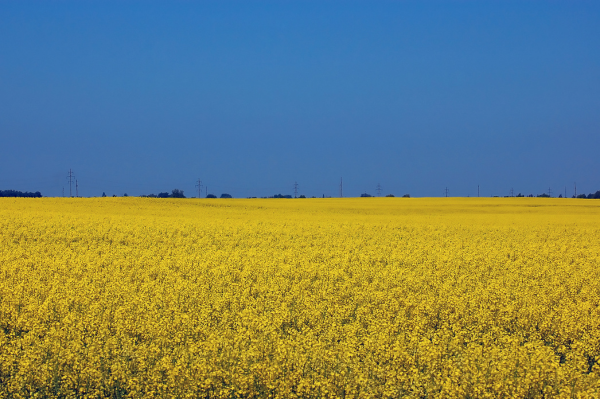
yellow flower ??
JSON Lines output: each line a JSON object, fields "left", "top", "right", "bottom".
{"left": 0, "top": 197, "right": 598, "bottom": 397}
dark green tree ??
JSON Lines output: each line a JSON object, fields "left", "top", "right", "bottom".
{"left": 171, "top": 189, "right": 185, "bottom": 198}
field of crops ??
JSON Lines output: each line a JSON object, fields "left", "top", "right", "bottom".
{"left": 1, "top": 197, "right": 599, "bottom": 398}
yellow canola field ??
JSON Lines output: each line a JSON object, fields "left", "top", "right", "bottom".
{"left": 1, "top": 197, "right": 599, "bottom": 398}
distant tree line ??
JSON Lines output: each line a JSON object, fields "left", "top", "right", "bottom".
{"left": 528, "top": 190, "right": 600, "bottom": 199}
{"left": 505, "top": 191, "right": 600, "bottom": 199}
{"left": 138, "top": 190, "right": 235, "bottom": 199}
{"left": 134, "top": 190, "right": 413, "bottom": 199}
{"left": 140, "top": 189, "right": 186, "bottom": 198}
{"left": 101, "top": 187, "right": 600, "bottom": 200}
{"left": 575, "top": 190, "right": 600, "bottom": 199}
{"left": 0, "top": 190, "right": 42, "bottom": 198}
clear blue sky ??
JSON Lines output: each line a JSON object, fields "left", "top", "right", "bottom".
{"left": 1, "top": 1, "right": 599, "bottom": 198}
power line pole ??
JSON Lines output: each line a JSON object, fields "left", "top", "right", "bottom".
{"left": 294, "top": 182, "right": 298, "bottom": 198}
{"left": 195, "top": 179, "right": 202, "bottom": 198}
{"left": 445, "top": 187, "right": 449, "bottom": 197}
{"left": 510, "top": 188, "right": 514, "bottom": 197}
{"left": 340, "top": 177, "right": 343, "bottom": 198}
{"left": 565, "top": 187, "right": 567, "bottom": 198}
{"left": 62, "top": 187, "right": 64, "bottom": 197}
{"left": 478, "top": 184, "right": 480, "bottom": 197}
{"left": 67, "top": 169, "right": 75, "bottom": 197}
{"left": 574, "top": 182, "right": 577, "bottom": 198}
{"left": 376, "top": 183, "right": 382, "bottom": 197}
{"left": 76, "top": 180, "right": 79, "bottom": 198}
{"left": 548, "top": 187, "right": 552, "bottom": 197}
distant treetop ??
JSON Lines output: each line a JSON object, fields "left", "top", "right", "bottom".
{"left": 0, "top": 190, "right": 42, "bottom": 198}
{"left": 171, "top": 189, "right": 185, "bottom": 198}
{"left": 576, "top": 190, "right": 600, "bottom": 199}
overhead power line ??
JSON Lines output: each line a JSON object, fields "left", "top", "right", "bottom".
{"left": 67, "top": 169, "right": 75, "bottom": 197}
{"left": 195, "top": 179, "right": 203, "bottom": 198}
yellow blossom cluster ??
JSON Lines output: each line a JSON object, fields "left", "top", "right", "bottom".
{"left": 0, "top": 197, "right": 599, "bottom": 398}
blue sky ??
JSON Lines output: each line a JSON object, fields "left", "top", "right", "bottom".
{"left": 1, "top": 1, "right": 599, "bottom": 198}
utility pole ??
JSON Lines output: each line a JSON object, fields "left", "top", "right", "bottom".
{"left": 206, "top": 187, "right": 207, "bottom": 197}
{"left": 294, "top": 182, "right": 298, "bottom": 198}
{"left": 445, "top": 187, "right": 449, "bottom": 197}
{"left": 340, "top": 177, "right": 343, "bottom": 198}
{"left": 195, "top": 179, "right": 202, "bottom": 198}
{"left": 565, "top": 187, "right": 567, "bottom": 198}
{"left": 62, "top": 187, "right": 64, "bottom": 197}
{"left": 376, "top": 183, "right": 382, "bottom": 197}
{"left": 574, "top": 182, "right": 577, "bottom": 198}
{"left": 478, "top": 184, "right": 480, "bottom": 197}
{"left": 67, "top": 169, "right": 75, "bottom": 197}
{"left": 76, "top": 180, "right": 79, "bottom": 197}
{"left": 510, "top": 188, "right": 514, "bottom": 197}
{"left": 548, "top": 187, "right": 552, "bottom": 197}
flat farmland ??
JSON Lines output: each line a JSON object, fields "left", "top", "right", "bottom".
{"left": 1, "top": 198, "right": 599, "bottom": 398}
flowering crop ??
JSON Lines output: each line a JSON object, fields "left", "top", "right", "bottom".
{"left": 0, "top": 197, "right": 599, "bottom": 398}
